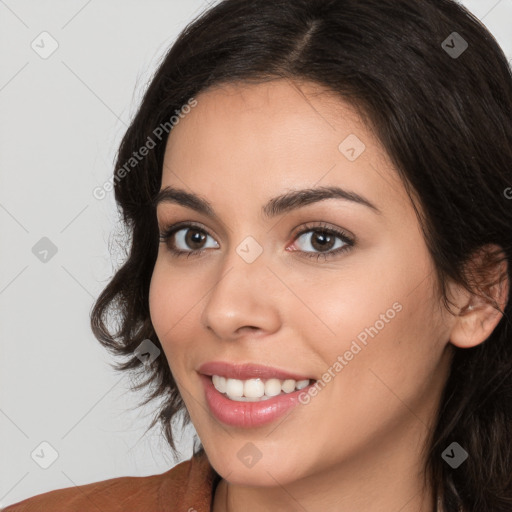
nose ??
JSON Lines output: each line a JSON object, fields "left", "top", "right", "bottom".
{"left": 200, "top": 246, "right": 282, "bottom": 341}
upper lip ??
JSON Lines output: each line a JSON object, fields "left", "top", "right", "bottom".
{"left": 198, "top": 361, "right": 314, "bottom": 381}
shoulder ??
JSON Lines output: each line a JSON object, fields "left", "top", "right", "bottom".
{"left": 1, "top": 450, "right": 218, "bottom": 512}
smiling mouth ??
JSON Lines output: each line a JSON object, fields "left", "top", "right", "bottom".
{"left": 210, "top": 375, "right": 315, "bottom": 401}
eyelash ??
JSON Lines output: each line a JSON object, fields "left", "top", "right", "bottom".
{"left": 158, "top": 221, "right": 355, "bottom": 261}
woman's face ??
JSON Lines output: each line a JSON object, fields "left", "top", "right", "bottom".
{"left": 149, "top": 79, "right": 455, "bottom": 488}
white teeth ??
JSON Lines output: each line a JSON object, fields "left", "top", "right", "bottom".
{"left": 281, "top": 379, "right": 296, "bottom": 393}
{"left": 264, "top": 378, "right": 282, "bottom": 397}
{"left": 212, "top": 375, "right": 226, "bottom": 393}
{"left": 225, "top": 378, "right": 244, "bottom": 398}
{"left": 211, "top": 375, "right": 312, "bottom": 401}
{"left": 296, "top": 379, "right": 309, "bottom": 390}
{"left": 244, "top": 378, "right": 265, "bottom": 398}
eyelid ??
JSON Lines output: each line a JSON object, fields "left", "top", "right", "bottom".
{"left": 157, "top": 208, "right": 231, "bottom": 238}
{"left": 158, "top": 220, "right": 218, "bottom": 247}
{"left": 291, "top": 221, "right": 355, "bottom": 243}
{"left": 158, "top": 220, "right": 356, "bottom": 260}
{"left": 158, "top": 220, "right": 354, "bottom": 240}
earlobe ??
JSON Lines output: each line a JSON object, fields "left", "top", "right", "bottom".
{"left": 449, "top": 248, "right": 509, "bottom": 349}
{"left": 449, "top": 295, "right": 506, "bottom": 349}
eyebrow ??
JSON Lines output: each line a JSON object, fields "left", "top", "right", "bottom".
{"left": 153, "top": 185, "right": 381, "bottom": 220}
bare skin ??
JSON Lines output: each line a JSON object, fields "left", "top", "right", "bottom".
{"left": 148, "top": 79, "right": 507, "bottom": 512}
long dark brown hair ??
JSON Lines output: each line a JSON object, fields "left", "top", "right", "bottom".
{"left": 90, "top": 1, "right": 512, "bottom": 510}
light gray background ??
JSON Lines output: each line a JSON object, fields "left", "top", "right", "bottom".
{"left": 1, "top": 0, "right": 511, "bottom": 508}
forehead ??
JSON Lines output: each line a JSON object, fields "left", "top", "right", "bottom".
{"left": 166, "top": 79, "right": 367, "bottom": 155}
{"left": 160, "top": 79, "right": 411, "bottom": 220}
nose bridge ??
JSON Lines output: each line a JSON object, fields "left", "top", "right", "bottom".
{"left": 200, "top": 235, "right": 280, "bottom": 339}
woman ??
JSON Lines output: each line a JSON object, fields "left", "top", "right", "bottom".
{"left": 4, "top": 0, "right": 511, "bottom": 511}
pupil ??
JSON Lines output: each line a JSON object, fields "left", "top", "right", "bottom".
{"left": 187, "top": 229, "right": 205, "bottom": 249}
{"left": 313, "top": 231, "right": 334, "bottom": 251}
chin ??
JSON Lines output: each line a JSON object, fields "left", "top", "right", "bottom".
{"left": 202, "top": 440, "right": 310, "bottom": 487}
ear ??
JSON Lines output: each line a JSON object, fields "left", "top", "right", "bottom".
{"left": 448, "top": 244, "right": 509, "bottom": 349}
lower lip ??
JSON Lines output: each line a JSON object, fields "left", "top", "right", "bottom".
{"left": 200, "top": 374, "right": 313, "bottom": 428}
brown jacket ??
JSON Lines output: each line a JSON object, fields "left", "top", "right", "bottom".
{"left": 2, "top": 450, "right": 220, "bottom": 512}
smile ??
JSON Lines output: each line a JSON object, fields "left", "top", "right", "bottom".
{"left": 198, "top": 361, "right": 318, "bottom": 427}
{"left": 211, "top": 375, "right": 311, "bottom": 401}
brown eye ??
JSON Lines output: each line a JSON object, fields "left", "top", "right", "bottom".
{"left": 294, "top": 228, "right": 350, "bottom": 254}
{"left": 310, "top": 231, "right": 337, "bottom": 251}
{"left": 159, "top": 223, "right": 219, "bottom": 256}
{"left": 183, "top": 228, "right": 208, "bottom": 250}
{"left": 159, "top": 221, "right": 354, "bottom": 261}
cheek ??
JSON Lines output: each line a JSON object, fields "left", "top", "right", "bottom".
{"left": 296, "top": 240, "right": 443, "bottom": 378}
{"left": 148, "top": 261, "right": 200, "bottom": 357}
{"left": 148, "top": 263, "right": 170, "bottom": 339}
{"left": 290, "top": 266, "right": 447, "bottom": 450}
